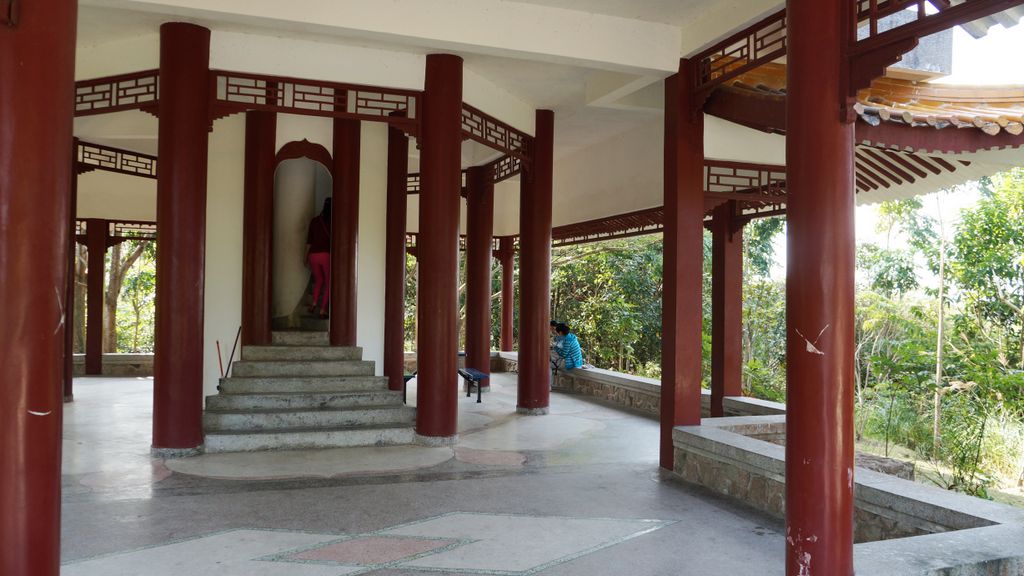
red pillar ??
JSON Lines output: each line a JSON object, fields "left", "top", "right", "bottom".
{"left": 384, "top": 123, "right": 410, "bottom": 389}
{"left": 711, "top": 201, "right": 744, "bottom": 417}
{"left": 416, "top": 54, "right": 463, "bottom": 441}
{"left": 465, "top": 166, "right": 494, "bottom": 380}
{"left": 498, "top": 237, "right": 515, "bottom": 352}
{"left": 786, "top": 0, "right": 855, "bottom": 574}
{"left": 660, "top": 61, "right": 704, "bottom": 470}
{"left": 517, "top": 110, "right": 554, "bottom": 414}
{"left": 65, "top": 149, "right": 79, "bottom": 401}
{"left": 85, "top": 218, "right": 107, "bottom": 375}
{"left": 241, "top": 111, "right": 276, "bottom": 346}
{"left": 153, "top": 23, "right": 211, "bottom": 455}
{"left": 331, "top": 118, "right": 360, "bottom": 346}
{"left": 0, "top": 0, "right": 77, "bottom": 572}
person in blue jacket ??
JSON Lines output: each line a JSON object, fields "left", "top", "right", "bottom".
{"left": 554, "top": 323, "right": 584, "bottom": 371}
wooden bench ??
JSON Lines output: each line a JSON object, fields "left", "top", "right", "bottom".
{"left": 457, "top": 368, "right": 488, "bottom": 404}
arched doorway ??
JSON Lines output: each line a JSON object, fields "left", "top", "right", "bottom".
{"left": 272, "top": 140, "right": 333, "bottom": 330}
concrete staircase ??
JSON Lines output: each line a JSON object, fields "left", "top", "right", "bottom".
{"left": 204, "top": 331, "right": 415, "bottom": 453}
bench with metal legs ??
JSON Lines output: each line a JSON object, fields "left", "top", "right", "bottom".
{"left": 457, "top": 368, "right": 488, "bottom": 403}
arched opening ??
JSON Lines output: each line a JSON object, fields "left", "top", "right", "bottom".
{"left": 271, "top": 140, "right": 333, "bottom": 330}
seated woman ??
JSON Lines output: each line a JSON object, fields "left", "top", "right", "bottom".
{"left": 554, "top": 323, "right": 585, "bottom": 371}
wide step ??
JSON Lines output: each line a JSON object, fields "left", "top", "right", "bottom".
{"left": 205, "top": 337, "right": 414, "bottom": 454}
{"left": 232, "top": 360, "right": 374, "bottom": 378}
{"left": 206, "top": 390, "right": 403, "bottom": 411}
{"left": 204, "top": 405, "right": 416, "bottom": 431}
{"left": 218, "top": 376, "right": 390, "bottom": 394}
{"left": 204, "top": 425, "right": 416, "bottom": 453}
{"left": 242, "top": 345, "right": 362, "bottom": 361}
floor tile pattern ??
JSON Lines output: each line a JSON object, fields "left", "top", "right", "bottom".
{"left": 63, "top": 513, "right": 672, "bottom": 576}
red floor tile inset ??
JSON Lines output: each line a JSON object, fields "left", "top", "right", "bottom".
{"left": 287, "top": 536, "right": 458, "bottom": 565}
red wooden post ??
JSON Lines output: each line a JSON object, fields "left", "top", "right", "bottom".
{"left": 384, "top": 123, "right": 410, "bottom": 389}
{"left": 331, "top": 118, "right": 360, "bottom": 346}
{"left": 786, "top": 0, "right": 856, "bottom": 574}
{"left": 465, "top": 166, "right": 494, "bottom": 380}
{"left": 85, "top": 218, "right": 107, "bottom": 375}
{"left": 711, "top": 201, "right": 744, "bottom": 417}
{"left": 65, "top": 150, "right": 79, "bottom": 401}
{"left": 0, "top": 0, "right": 77, "bottom": 572}
{"left": 152, "top": 22, "right": 211, "bottom": 456}
{"left": 660, "top": 61, "right": 704, "bottom": 470}
{"left": 498, "top": 237, "right": 515, "bottom": 351}
{"left": 241, "top": 111, "right": 277, "bottom": 346}
{"left": 517, "top": 110, "right": 554, "bottom": 415}
{"left": 416, "top": 54, "right": 463, "bottom": 441}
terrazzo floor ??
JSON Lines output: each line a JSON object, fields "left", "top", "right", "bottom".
{"left": 61, "top": 374, "right": 784, "bottom": 575}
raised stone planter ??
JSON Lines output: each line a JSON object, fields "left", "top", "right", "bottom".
{"left": 672, "top": 416, "right": 1024, "bottom": 575}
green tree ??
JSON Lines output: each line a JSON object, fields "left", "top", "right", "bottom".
{"left": 951, "top": 169, "right": 1024, "bottom": 370}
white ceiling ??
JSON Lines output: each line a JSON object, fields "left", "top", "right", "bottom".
{"left": 75, "top": 4, "right": 670, "bottom": 162}
{"left": 512, "top": 0, "right": 718, "bottom": 26}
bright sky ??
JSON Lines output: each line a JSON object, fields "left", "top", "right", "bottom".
{"left": 768, "top": 20, "right": 1024, "bottom": 282}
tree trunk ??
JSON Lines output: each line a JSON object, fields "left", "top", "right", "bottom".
{"left": 103, "top": 241, "right": 148, "bottom": 353}
{"left": 933, "top": 198, "right": 946, "bottom": 453}
{"left": 73, "top": 244, "right": 88, "bottom": 353}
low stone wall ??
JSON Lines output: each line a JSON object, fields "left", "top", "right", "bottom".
{"left": 550, "top": 364, "right": 786, "bottom": 420}
{"left": 673, "top": 417, "right": 1024, "bottom": 574}
{"left": 552, "top": 367, "right": 662, "bottom": 416}
{"left": 73, "top": 353, "right": 154, "bottom": 377}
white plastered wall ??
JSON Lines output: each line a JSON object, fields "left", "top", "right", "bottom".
{"left": 203, "top": 113, "right": 246, "bottom": 397}
{"left": 357, "top": 122, "right": 389, "bottom": 376}
{"left": 269, "top": 114, "right": 389, "bottom": 376}
{"left": 273, "top": 159, "right": 319, "bottom": 318}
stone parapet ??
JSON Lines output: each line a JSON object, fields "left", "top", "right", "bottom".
{"left": 73, "top": 353, "right": 154, "bottom": 377}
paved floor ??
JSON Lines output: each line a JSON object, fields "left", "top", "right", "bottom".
{"left": 61, "top": 374, "right": 784, "bottom": 575}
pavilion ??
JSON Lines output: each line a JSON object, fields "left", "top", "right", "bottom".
{"left": 3, "top": 1, "right": 1024, "bottom": 575}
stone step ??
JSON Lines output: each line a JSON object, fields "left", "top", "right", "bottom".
{"left": 218, "top": 376, "right": 390, "bottom": 394}
{"left": 205, "top": 390, "right": 403, "bottom": 411}
{"left": 241, "top": 345, "right": 362, "bottom": 361}
{"left": 231, "top": 360, "right": 375, "bottom": 378}
{"left": 271, "top": 331, "right": 329, "bottom": 346}
{"left": 300, "top": 316, "right": 329, "bottom": 332}
{"left": 204, "top": 424, "right": 416, "bottom": 453}
{"left": 204, "top": 405, "right": 416, "bottom": 431}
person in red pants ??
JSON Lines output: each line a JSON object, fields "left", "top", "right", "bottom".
{"left": 305, "top": 197, "right": 332, "bottom": 318}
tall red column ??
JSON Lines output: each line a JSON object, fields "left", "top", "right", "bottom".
{"left": 331, "top": 118, "right": 360, "bottom": 346}
{"left": 241, "top": 111, "right": 276, "bottom": 346}
{"left": 465, "top": 166, "right": 494, "bottom": 380}
{"left": 416, "top": 54, "right": 463, "bottom": 441}
{"left": 384, "top": 123, "right": 410, "bottom": 389}
{"left": 0, "top": 0, "right": 77, "bottom": 573}
{"left": 660, "top": 61, "right": 704, "bottom": 470}
{"left": 65, "top": 151, "right": 79, "bottom": 401}
{"left": 85, "top": 218, "right": 107, "bottom": 375}
{"left": 786, "top": 0, "right": 855, "bottom": 574}
{"left": 517, "top": 110, "right": 554, "bottom": 414}
{"left": 153, "top": 23, "right": 211, "bottom": 455}
{"left": 711, "top": 201, "right": 744, "bottom": 417}
{"left": 498, "top": 237, "right": 515, "bottom": 351}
